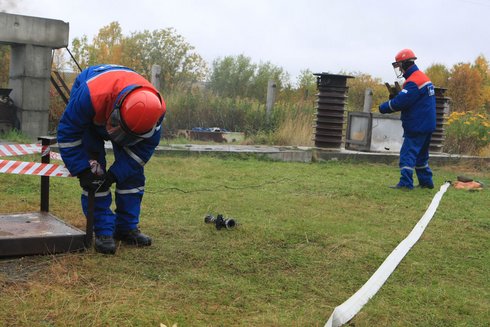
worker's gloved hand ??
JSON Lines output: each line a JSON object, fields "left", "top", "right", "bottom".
{"left": 98, "top": 171, "right": 116, "bottom": 192}
{"left": 77, "top": 169, "right": 105, "bottom": 192}
{"left": 378, "top": 102, "right": 392, "bottom": 114}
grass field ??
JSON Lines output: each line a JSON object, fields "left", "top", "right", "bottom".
{"left": 0, "top": 154, "right": 489, "bottom": 326}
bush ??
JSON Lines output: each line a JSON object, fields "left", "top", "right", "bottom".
{"left": 162, "top": 88, "right": 315, "bottom": 142}
{"left": 444, "top": 111, "right": 490, "bottom": 155}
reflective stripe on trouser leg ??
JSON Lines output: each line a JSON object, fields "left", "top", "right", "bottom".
{"left": 415, "top": 134, "right": 433, "bottom": 186}
{"left": 115, "top": 187, "right": 144, "bottom": 232}
{"left": 114, "top": 171, "right": 145, "bottom": 232}
{"left": 398, "top": 136, "right": 417, "bottom": 188}
{"left": 81, "top": 190, "right": 116, "bottom": 236}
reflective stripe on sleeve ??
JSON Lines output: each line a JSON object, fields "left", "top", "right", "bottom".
{"left": 388, "top": 100, "right": 395, "bottom": 112}
{"left": 58, "top": 140, "right": 83, "bottom": 148}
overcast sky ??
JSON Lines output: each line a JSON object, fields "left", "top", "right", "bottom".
{"left": 2, "top": 0, "right": 490, "bottom": 84}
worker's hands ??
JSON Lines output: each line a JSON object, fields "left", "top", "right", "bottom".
{"left": 98, "top": 171, "right": 116, "bottom": 192}
{"left": 77, "top": 169, "right": 105, "bottom": 192}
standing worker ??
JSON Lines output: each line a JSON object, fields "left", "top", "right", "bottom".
{"left": 379, "top": 49, "right": 436, "bottom": 190}
{"left": 57, "top": 64, "right": 166, "bottom": 254}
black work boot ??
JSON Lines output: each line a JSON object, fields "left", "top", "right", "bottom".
{"left": 114, "top": 229, "right": 152, "bottom": 247}
{"left": 417, "top": 184, "right": 434, "bottom": 189}
{"left": 388, "top": 185, "right": 412, "bottom": 191}
{"left": 94, "top": 235, "right": 116, "bottom": 254}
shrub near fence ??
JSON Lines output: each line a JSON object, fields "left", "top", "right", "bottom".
{"left": 162, "top": 89, "right": 316, "bottom": 144}
{"left": 444, "top": 111, "right": 490, "bottom": 155}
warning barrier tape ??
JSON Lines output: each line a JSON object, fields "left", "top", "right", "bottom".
{"left": 324, "top": 182, "right": 451, "bottom": 327}
{"left": 0, "top": 159, "right": 71, "bottom": 177}
{"left": 0, "top": 143, "right": 62, "bottom": 160}
{"left": 0, "top": 143, "right": 40, "bottom": 157}
{"left": 0, "top": 143, "right": 69, "bottom": 177}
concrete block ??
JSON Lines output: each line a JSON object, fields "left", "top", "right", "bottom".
{"left": 10, "top": 44, "right": 51, "bottom": 78}
{"left": 8, "top": 78, "right": 50, "bottom": 109}
{"left": 18, "top": 109, "right": 49, "bottom": 139}
{"left": 0, "top": 12, "right": 69, "bottom": 48}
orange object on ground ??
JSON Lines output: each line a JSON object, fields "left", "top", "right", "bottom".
{"left": 452, "top": 180, "right": 484, "bottom": 190}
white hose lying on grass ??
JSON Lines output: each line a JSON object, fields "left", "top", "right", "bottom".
{"left": 325, "top": 182, "right": 451, "bottom": 327}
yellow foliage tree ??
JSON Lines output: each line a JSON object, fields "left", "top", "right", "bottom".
{"left": 425, "top": 63, "right": 450, "bottom": 89}
{"left": 473, "top": 55, "right": 490, "bottom": 112}
{"left": 447, "top": 63, "right": 483, "bottom": 112}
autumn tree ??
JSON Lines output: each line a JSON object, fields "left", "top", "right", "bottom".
{"left": 447, "top": 62, "right": 483, "bottom": 112}
{"left": 128, "top": 28, "right": 207, "bottom": 91}
{"left": 473, "top": 55, "right": 490, "bottom": 112}
{"left": 92, "top": 22, "right": 124, "bottom": 64}
{"left": 426, "top": 63, "right": 450, "bottom": 88}
{"left": 0, "top": 45, "right": 10, "bottom": 87}
{"left": 70, "top": 22, "right": 207, "bottom": 92}
{"left": 345, "top": 72, "right": 387, "bottom": 111}
{"left": 70, "top": 35, "right": 92, "bottom": 71}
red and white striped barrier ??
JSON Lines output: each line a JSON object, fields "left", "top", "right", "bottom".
{"left": 0, "top": 159, "right": 70, "bottom": 177}
{"left": 0, "top": 143, "right": 63, "bottom": 160}
{"left": 0, "top": 143, "right": 40, "bottom": 157}
{"left": 0, "top": 143, "right": 69, "bottom": 177}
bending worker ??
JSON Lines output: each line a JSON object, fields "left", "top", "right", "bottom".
{"left": 379, "top": 49, "right": 436, "bottom": 190}
{"left": 57, "top": 64, "right": 166, "bottom": 254}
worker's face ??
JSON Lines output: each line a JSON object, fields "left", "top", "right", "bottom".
{"left": 106, "top": 106, "right": 145, "bottom": 146}
{"left": 392, "top": 61, "right": 404, "bottom": 78}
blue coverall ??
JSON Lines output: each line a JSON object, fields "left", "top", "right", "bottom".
{"left": 57, "top": 65, "right": 164, "bottom": 236}
{"left": 379, "top": 64, "right": 436, "bottom": 189}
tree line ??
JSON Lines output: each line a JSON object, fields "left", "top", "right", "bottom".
{"left": 1, "top": 21, "right": 489, "bottom": 116}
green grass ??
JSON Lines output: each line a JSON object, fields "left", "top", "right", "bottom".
{"left": 0, "top": 129, "right": 34, "bottom": 144}
{"left": 0, "top": 155, "right": 488, "bottom": 326}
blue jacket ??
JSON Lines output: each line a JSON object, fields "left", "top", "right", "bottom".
{"left": 57, "top": 65, "right": 164, "bottom": 183}
{"left": 379, "top": 65, "right": 436, "bottom": 134}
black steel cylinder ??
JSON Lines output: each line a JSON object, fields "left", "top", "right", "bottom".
{"left": 313, "top": 73, "right": 353, "bottom": 149}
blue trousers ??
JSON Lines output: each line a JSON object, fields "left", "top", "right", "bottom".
{"left": 398, "top": 132, "right": 434, "bottom": 189}
{"left": 80, "top": 130, "right": 145, "bottom": 236}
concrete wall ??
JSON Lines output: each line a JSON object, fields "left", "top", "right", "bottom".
{"left": 9, "top": 44, "right": 53, "bottom": 136}
{"left": 0, "top": 12, "right": 69, "bottom": 139}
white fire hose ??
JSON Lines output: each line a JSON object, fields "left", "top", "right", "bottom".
{"left": 325, "top": 182, "right": 451, "bottom": 327}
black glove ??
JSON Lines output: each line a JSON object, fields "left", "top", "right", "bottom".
{"left": 77, "top": 169, "right": 105, "bottom": 192}
{"left": 98, "top": 171, "right": 116, "bottom": 192}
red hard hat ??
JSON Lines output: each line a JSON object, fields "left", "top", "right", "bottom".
{"left": 120, "top": 88, "right": 165, "bottom": 134}
{"left": 395, "top": 49, "right": 417, "bottom": 63}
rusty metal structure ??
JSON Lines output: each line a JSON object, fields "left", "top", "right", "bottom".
{"left": 313, "top": 73, "right": 353, "bottom": 149}
{"left": 431, "top": 87, "right": 451, "bottom": 153}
